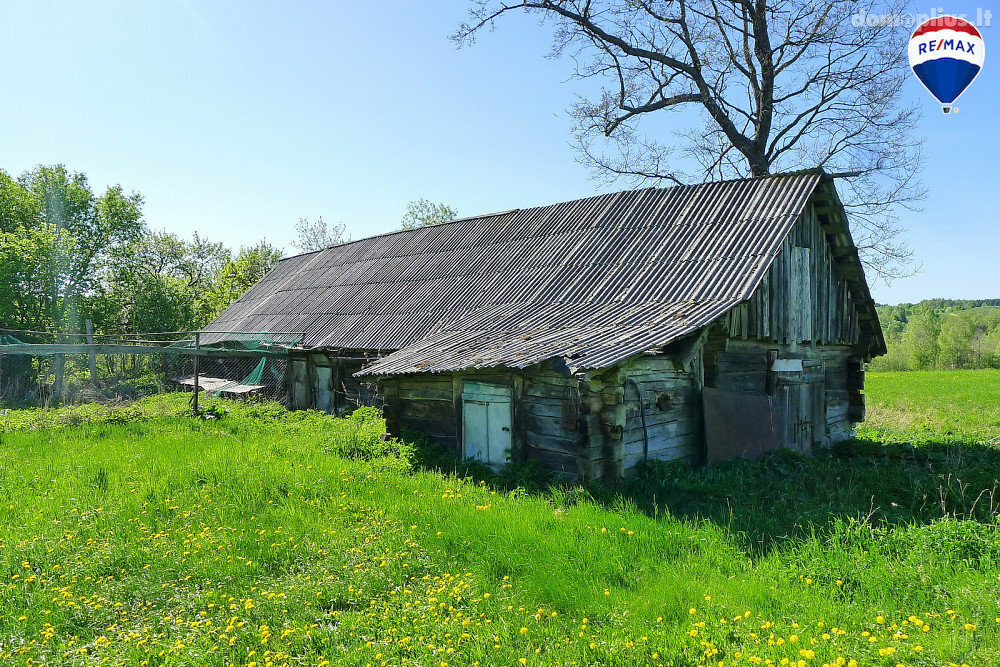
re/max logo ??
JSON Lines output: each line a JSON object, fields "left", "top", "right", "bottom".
{"left": 917, "top": 39, "right": 978, "bottom": 55}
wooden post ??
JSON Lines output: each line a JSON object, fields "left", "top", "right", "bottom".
{"left": 192, "top": 332, "right": 201, "bottom": 413}
{"left": 85, "top": 319, "right": 98, "bottom": 386}
{"left": 53, "top": 331, "right": 65, "bottom": 403}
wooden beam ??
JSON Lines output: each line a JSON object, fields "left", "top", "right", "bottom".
{"left": 0, "top": 343, "right": 289, "bottom": 358}
{"left": 831, "top": 246, "right": 859, "bottom": 260}
{"left": 674, "top": 328, "right": 710, "bottom": 371}
{"left": 192, "top": 332, "right": 201, "bottom": 413}
{"left": 85, "top": 320, "right": 98, "bottom": 385}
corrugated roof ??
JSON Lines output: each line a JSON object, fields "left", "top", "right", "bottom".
{"left": 205, "top": 172, "right": 876, "bottom": 375}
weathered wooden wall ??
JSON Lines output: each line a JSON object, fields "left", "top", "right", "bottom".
{"left": 585, "top": 355, "right": 702, "bottom": 476}
{"left": 701, "top": 336, "right": 857, "bottom": 449}
{"left": 699, "top": 201, "right": 869, "bottom": 452}
{"left": 726, "top": 203, "right": 863, "bottom": 348}
{"left": 287, "top": 350, "right": 380, "bottom": 414}
{"left": 378, "top": 365, "right": 587, "bottom": 476}
{"left": 520, "top": 367, "right": 586, "bottom": 476}
{"left": 376, "top": 359, "right": 701, "bottom": 479}
{"left": 380, "top": 373, "right": 460, "bottom": 451}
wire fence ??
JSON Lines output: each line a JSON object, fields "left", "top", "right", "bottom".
{"left": 0, "top": 328, "right": 295, "bottom": 409}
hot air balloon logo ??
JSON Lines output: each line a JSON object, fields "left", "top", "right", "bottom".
{"left": 908, "top": 16, "right": 985, "bottom": 114}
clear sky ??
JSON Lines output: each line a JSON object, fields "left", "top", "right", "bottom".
{"left": 0, "top": 1, "right": 996, "bottom": 305}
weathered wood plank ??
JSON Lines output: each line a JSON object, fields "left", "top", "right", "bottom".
{"left": 396, "top": 398, "right": 454, "bottom": 420}
{"left": 398, "top": 384, "right": 454, "bottom": 401}
{"left": 525, "top": 431, "right": 579, "bottom": 456}
{"left": 397, "top": 415, "right": 458, "bottom": 438}
{"left": 524, "top": 380, "right": 578, "bottom": 399}
{"left": 526, "top": 413, "right": 578, "bottom": 439}
{"left": 525, "top": 446, "right": 578, "bottom": 474}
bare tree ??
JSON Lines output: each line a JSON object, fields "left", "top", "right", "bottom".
{"left": 293, "top": 216, "right": 347, "bottom": 252}
{"left": 454, "top": 0, "right": 923, "bottom": 280}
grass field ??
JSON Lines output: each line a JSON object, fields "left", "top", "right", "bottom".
{"left": 861, "top": 369, "right": 1000, "bottom": 443}
{"left": 1, "top": 375, "right": 999, "bottom": 666}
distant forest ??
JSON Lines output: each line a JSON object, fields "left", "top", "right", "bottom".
{"left": 872, "top": 299, "right": 1000, "bottom": 371}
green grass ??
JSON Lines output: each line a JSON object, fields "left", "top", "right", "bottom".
{"left": 0, "top": 381, "right": 998, "bottom": 666}
{"left": 861, "top": 369, "right": 1000, "bottom": 443}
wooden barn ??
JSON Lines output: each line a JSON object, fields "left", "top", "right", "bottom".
{"left": 205, "top": 171, "right": 885, "bottom": 478}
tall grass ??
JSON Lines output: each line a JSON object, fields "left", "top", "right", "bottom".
{"left": 0, "top": 380, "right": 998, "bottom": 665}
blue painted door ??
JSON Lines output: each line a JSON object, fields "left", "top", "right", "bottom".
{"left": 486, "top": 401, "right": 512, "bottom": 465}
{"left": 461, "top": 382, "right": 512, "bottom": 468}
{"left": 462, "top": 399, "right": 490, "bottom": 462}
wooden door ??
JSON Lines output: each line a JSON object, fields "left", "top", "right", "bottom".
{"left": 462, "top": 399, "right": 490, "bottom": 462}
{"left": 461, "top": 382, "right": 512, "bottom": 468}
{"left": 315, "top": 367, "right": 333, "bottom": 413}
{"left": 777, "top": 360, "right": 824, "bottom": 453}
{"left": 487, "top": 400, "right": 512, "bottom": 464}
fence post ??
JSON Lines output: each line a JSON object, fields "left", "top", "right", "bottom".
{"left": 192, "top": 332, "right": 201, "bottom": 413}
{"left": 85, "top": 319, "right": 98, "bottom": 386}
{"left": 53, "top": 331, "right": 64, "bottom": 403}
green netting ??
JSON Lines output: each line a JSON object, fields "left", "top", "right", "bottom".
{"left": 169, "top": 331, "right": 302, "bottom": 351}
{"left": 208, "top": 357, "right": 268, "bottom": 397}
{"left": 215, "top": 332, "right": 301, "bottom": 348}
{"left": 0, "top": 334, "right": 26, "bottom": 346}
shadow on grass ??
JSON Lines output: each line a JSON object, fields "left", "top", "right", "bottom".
{"left": 406, "top": 429, "right": 1000, "bottom": 557}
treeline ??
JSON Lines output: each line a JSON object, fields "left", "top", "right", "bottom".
{"left": 0, "top": 164, "right": 460, "bottom": 341}
{"left": 873, "top": 300, "right": 1000, "bottom": 371}
{"left": 0, "top": 164, "right": 281, "bottom": 338}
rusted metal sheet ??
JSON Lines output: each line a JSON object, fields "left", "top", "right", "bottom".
{"left": 204, "top": 172, "right": 879, "bottom": 374}
{"left": 703, "top": 387, "right": 784, "bottom": 463}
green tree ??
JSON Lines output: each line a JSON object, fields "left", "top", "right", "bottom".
{"left": 201, "top": 241, "right": 283, "bottom": 321}
{"left": 876, "top": 304, "right": 909, "bottom": 341}
{"left": 0, "top": 165, "right": 144, "bottom": 334}
{"left": 400, "top": 199, "right": 458, "bottom": 229}
{"left": 0, "top": 225, "right": 59, "bottom": 330}
{"left": 938, "top": 313, "right": 977, "bottom": 369}
{"left": 900, "top": 306, "right": 940, "bottom": 370}
{"left": 0, "top": 170, "right": 40, "bottom": 233}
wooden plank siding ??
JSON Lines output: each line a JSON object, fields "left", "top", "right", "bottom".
{"left": 727, "top": 203, "right": 863, "bottom": 349}
{"left": 378, "top": 365, "right": 586, "bottom": 476}
{"left": 584, "top": 355, "right": 701, "bottom": 477}
{"left": 703, "top": 202, "right": 868, "bottom": 450}
{"left": 287, "top": 350, "right": 380, "bottom": 414}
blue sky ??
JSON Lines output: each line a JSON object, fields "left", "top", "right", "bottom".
{"left": 0, "top": 1, "right": 995, "bottom": 305}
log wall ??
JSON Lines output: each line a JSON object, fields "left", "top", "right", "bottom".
{"left": 585, "top": 354, "right": 702, "bottom": 476}
{"left": 377, "top": 365, "right": 587, "bottom": 476}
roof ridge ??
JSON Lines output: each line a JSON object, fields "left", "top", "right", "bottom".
{"left": 278, "top": 171, "right": 825, "bottom": 263}
{"left": 279, "top": 209, "right": 522, "bottom": 262}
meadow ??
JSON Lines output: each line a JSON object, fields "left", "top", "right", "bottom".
{"left": 0, "top": 374, "right": 999, "bottom": 666}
